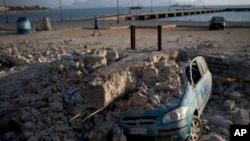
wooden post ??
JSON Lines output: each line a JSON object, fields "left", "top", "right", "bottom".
{"left": 131, "top": 25, "right": 136, "bottom": 50}
{"left": 158, "top": 25, "right": 162, "bottom": 51}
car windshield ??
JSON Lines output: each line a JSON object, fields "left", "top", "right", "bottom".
{"left": 212, "top": 17, "right": 224, "bottom": 21}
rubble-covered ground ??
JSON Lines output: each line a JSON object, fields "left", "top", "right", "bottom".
{"left": 0, "top": 39, "right": 249, "bottom": 141}
{"left": 1, "top": 27, "right": 250, "bottom": 141}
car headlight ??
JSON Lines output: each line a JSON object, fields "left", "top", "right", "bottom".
{"left": 162, "top": 106, "right": 187, "bottom": 123}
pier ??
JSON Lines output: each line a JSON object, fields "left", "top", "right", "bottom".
{"left": 101, "top": 8, "right": 250, "bottom": 21}
{"left": 125, "top": 9, "right": 224, "bottom": 20}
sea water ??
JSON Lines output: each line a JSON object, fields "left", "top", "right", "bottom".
{"left": 0, "top": 6, "right": 250, "bottom": 24}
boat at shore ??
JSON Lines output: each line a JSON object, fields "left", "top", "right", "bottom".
{"left": 129, "top": 6, "right": 142, "bottom": 9}
{"left": 130, "top": 0, "right": 142, "bottom": 9}
{"left": 170, "top": 4, "right": 192, "bottom": 8}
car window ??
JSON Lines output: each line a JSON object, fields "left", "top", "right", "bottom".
{"left": 185, "top": 61, "right": 202, "bottom": 84}
{"left": 212, "top": 17, "right": 224, "bottom": 21}
{"left": 191, "top": 62, "right": 201, "bottom": 84}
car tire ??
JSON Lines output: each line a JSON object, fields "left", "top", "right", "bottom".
{"left": 187, "top": 115, "right": 202, "bottom": 141}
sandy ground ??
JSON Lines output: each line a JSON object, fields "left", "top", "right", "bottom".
{"left": 1, "top": 20, "right": 250, "bottom": 58}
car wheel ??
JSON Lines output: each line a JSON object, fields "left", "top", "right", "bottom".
{"left": 187, "top": 115, "right": 202, "bottom": 141}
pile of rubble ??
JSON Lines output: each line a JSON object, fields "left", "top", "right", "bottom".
{"left": 113, "top": 59, "right": 185, "bottom": 112}
{"left": 200, "top": 77, "right": 250, "bottom": 141}
{"left": 0, "top": 41, "right": 185, "bottom": 141}
{"left": 0, "top": 40, "right": 249, "bottom": 141}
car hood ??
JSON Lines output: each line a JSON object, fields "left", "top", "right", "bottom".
{"left": 120, "top": 97, "right": 182, "bottom": 118}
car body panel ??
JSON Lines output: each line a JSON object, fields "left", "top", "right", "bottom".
{"left": 118, "top": 56, "right": 212, "bottom": 141}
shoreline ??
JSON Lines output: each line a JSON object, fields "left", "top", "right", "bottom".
{"left": 1, "top": 19, "right": 250, "bottom": 32}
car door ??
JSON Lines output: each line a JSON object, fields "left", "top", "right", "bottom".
{"left": 196, "top": 57, "right": 212, "bottom": 112}
{"left": 189, "top": 57, "right": 208, "bottom": 115}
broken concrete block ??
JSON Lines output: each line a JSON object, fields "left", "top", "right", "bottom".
{"left": 106, "top": 49, "right": 119, "bottom": 64}
{"left": 80, "top": 52, "right": 170, "bottom": 109}
{"left": 84, "top": 54, "right": 107, "bottom": 69}
{"left": 80, "top": 68, "right": 133, "bottom": 109}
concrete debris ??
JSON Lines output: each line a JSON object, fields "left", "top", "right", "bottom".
{"left": 0, "top": 41, "right": 250, "bottom": 141}
{"left": 231, "top": 108, "right": 250, "bottom": 125}
{"left": 208, "top": 115, "right": 233, "bottom": 129}
{"left": 209, "top": 133, "right": 227, "bottom": 141}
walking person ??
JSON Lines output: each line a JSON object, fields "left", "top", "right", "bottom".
{"left": 92, "top": 16, "right": 101, "bottom": 36}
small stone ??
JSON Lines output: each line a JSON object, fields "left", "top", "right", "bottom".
{"left": 105, "top": 110, "right": 113, "bottom": 121}
{"left": 27, "top": 136, "right": 39, "bottom": 141}
{"left": 128, "top": 91, "right": 148, "bottom": 106}
{"left": 54, "top": 125, "right": 71, "bottom": 133}
{"left": 23, "top": 121, "right": 35, "bottom": 130}
{"left": 37, "top": 121, "right": 48, "bottom": 130}
{"left": 218, "top": 127, "right": 230, "bottom": 136}
{"left": 200, "top": 135, "right": 210, "bottom": 141}
{"left": 94, "top": 114, "right": 104, "bottom": 125}
{"left": 149, "top": 94, "right": 161, "bottom": 107}
{"left": 49, "top": 102, "right": 63, "bottom": 112}
{"left": 24, "top": 131, "right": 33, "bottom": 139}
{"left": 229, "top": 91, "right": 241, "bottom": 102}
{"left": 113, "top": 125, "right": 127, "bottom": 141}
{"left": 223, "top": 100, "right": 235, "bottom": 110}
{"left": 209, "top": 134, "right": 226, "bottom": 141}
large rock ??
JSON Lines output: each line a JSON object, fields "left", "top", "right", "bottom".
{"left": 229, "top": 91, "right": 241, "bottom": 102}
{"left": 142, "top": 66, "right": 159, "bottom": 83}
{"left": 208, "top": 115, "right": 233, "bottom": 129}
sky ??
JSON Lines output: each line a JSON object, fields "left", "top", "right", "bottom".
{"left": 1, "top": 0, "right": 249, "bottom": 8}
